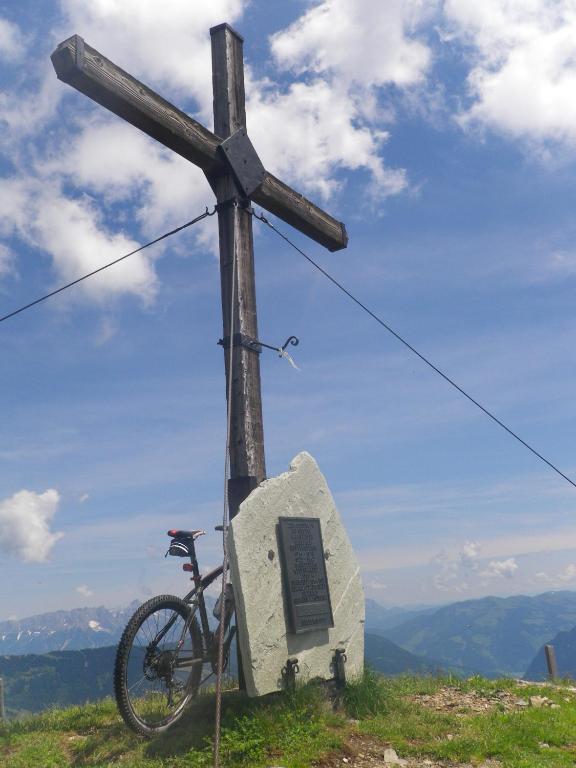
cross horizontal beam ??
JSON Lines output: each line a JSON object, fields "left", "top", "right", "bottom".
{"left": 51, "top": 35, "right": 348, "bottom": 252}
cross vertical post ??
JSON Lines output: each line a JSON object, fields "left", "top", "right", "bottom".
{"left": 209, "top": 24, "right": 266, "bottom": 519}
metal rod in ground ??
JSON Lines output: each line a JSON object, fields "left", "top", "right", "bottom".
{"left": 0, "top": 678, "right": 5, "bottom": 722}
{"left": 545, "top": 644, "right": 558, "bottom": 680}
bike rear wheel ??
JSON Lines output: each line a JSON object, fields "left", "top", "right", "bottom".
{"left": 114, "top": 595, "right": 203, "bottom": 737}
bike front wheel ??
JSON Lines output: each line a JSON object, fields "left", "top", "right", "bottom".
{"left": 114, "top": 594, "right": 203, "bottom": 737}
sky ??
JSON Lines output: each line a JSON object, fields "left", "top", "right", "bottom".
{"left": 1, "top": 0, "right": 576, "bottom": 619}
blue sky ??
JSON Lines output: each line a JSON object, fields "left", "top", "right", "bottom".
{"left": 1, "top": 0, "right": 576, "bottom": 619}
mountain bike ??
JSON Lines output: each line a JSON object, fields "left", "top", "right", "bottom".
{"left": 114, "top": 527, "right": 235, "bottom": 737}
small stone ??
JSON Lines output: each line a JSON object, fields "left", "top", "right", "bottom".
{"left": 550, "top": 703, "right": 561, "bottom": 709}
{"left": 342, "top": 758, "right": 350, "bottom": 764}
{"left": 446, "top": 734, "right": 454, "bottom": 741}
{"left": 423, "top": 761, "right": 433, "bottom": 765}
{"left": 539, "top": 742, "right": 550, "bottom": 748}
{"left": 516, "top": 699, "right": 528, "bottom": 707}
{"left": 383, "top": 748, "right": 407, "bottom": 765}
{"left": 529, "top": 695, "right": 549, "bottom": 708}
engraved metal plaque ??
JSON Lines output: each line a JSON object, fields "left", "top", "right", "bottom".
{"left": 278, "top": 517, "right": 334, "bottom": 634}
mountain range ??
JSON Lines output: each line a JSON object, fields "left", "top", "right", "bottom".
{"left": 3, "top": 589, "right": 576, "bottom": 717}
{"left": 0, "top": 603, "right": 140, "bottom": 655}
{"left": 0, "top": 598, "right": 427, "bottom": 657}
{"left": 364, "top": 599, "right": 439, "bottom": 634}
{"left": 382, "top": 591, "right": 576, "bottom": 679}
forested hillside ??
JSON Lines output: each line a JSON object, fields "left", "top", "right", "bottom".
{"left": 525, "top": 625, "right": 576, "bottom": 681}
{"left": 383, "top": 591, "right": 576, "bottom": 678}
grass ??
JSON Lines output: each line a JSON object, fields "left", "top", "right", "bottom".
{"left": 2, "top": 674, "right": 576, "bottom": 766}
{"left": 359, "top": 674, "right": 576, "bottom": 768}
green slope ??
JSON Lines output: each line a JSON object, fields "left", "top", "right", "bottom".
{"left": 0, "top": 647, "right": 116, "bottom": 717}
{"left": 0, "top": 633, "right": 443, "bottom": 717}
{"left": 365, "top": 632, "right": 441, "bottom": 676}
{"left": 524, "top": 624, "right": 576, "bottom": 681}
{"left": 384, "top": 591, "right": 576, "bottom": 678}
{"left": 3, "top": 674, "right": 576, "bottom": 767}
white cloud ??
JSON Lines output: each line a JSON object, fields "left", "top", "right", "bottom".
{"left": 461, "top": 540, "right": 481, "bottom": 563}
{"left": 0, "top": 243, "right": 15, "bottom": 280}
{"left": 0, "top": 74, "right": 62, "bottom": 140}
{"left": 444, "top": 0, "right": 576, "bottom": 146}
{"left": 433, "top": 540, "right": 481, "bottom": 591}
{"left": 33, "top": 191, "right": 158, "bottom": 303}
{"left": 271, "top": 0, "right": 432, "bottom": 88}
{"left": 530, "top": 563, "right": 576, "bottom": 585}
{"left": 266, "top": 0, "right": 434, "bottom": 198}
{"left": 0, "top": 489, "right": 63, "bottom": 562}
{"left": 480, "top": 557, "right": 519, "bottom": 579}
{"left": 557, "top": 563, "right": 576, "bottom": 582}
{"left": 366, "top": 578, "right": 388, "bottom": 591}
{"left": 0, "top": 18, "right": 24, "bottom": 61}
{"left": 78, "top": 493, "right": 90, "bottom": 503}
{"left": 55, "top": 0, "right": 419, "bottom": 204}
{"left": 248, "top": 78, "right": 406, "bottom": 200}
{"left": 0, "top": 0, "right": 431, "bottom": 309}
{"left": 0, "top": 177, "right": 158, "bottom": 304}
{"left": 47, "top": 118, "right": 215, "bottom": 238}
{"left": 76, "top": 584, "right": 94, "bottom": 597}
{"left": 58, "top": 0, "right": 244, "bottom": 114}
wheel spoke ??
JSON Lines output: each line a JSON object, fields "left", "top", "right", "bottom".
{"left": 115, "top": 596, "right": 203, "bottom": 735}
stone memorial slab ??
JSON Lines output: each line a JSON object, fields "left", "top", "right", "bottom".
{"left": 278, "top": 517, "right": 334, "bottom": 634}
{"left": 228, "top": 451, "right": 365, "bottom": 697}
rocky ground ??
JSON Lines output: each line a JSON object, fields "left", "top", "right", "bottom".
{"left": 306, "top": 681, "right": 576, "bottom": 768}
{"left": 313, "top": 732, "right": 503, "bottom": 768}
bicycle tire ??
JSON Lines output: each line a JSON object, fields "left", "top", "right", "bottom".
{"left": 114, "top": 594, "right": 203, "bottom": 737}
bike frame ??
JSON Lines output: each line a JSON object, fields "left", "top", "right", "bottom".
{"left": 146, "top": 535, "right": 234, "bottom": 680}
{"left": 179, "top": 536, "right": 227, "bottom": 660}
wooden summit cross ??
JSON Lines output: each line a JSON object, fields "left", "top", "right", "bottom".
{"left": 51, "top": 24, "right": 348, "bottom": 517}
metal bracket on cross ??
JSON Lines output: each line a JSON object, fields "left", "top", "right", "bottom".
{"left": 281, "top": 657, "right": 299, "bottom": 691}
{"left": 332, "top": 648, "right": 347, "bottom": 689}
{"left": 218, "top": 128, "right": 266, "bottom": 198}
{"left": 218, "top": 333, "right": 299, "bottom": 358}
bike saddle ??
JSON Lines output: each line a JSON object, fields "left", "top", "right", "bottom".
{"left": 167, "top": 529, "right": 206, "bottom": 540}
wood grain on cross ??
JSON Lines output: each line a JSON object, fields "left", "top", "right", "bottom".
{"left": 51, "top": 24, "right": 348, "bottom": 516}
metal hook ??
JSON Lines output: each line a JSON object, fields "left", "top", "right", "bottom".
{"left": 279, "top": 336, "right": 299, "bottom": 355}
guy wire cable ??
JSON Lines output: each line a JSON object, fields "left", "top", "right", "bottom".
{"left": 213, "top": 235, "right": 238, "bottom": 768}
{"left": 251, "top": 208, "right": 576, "bottom": 491}
{"left": 0, "top": 207, "right": 216, "bottom": 325}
